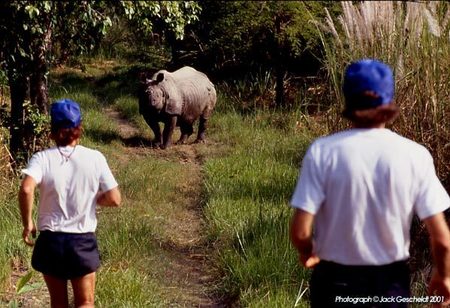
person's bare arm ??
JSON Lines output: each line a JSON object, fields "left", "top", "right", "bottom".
{"left": 18, "top": 175, "right": 37, "bottom": 246}
{"left": 97, "top": 187, "right": 121, "bottom": 207}
{"left": 290, "top": 208, "right": 320, "bottom": 268}
{"left": 424, "top": 212, "right": 450, "bottom": 306}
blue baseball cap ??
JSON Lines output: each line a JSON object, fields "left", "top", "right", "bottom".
{"left": 50, "top": 99, "right": 82, "bottom": 128}
{"left": 343, "top": 59, "right": 394, "bottom": 110}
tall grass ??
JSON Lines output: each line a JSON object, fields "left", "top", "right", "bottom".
{"left": 0, "top": 183, "right": 31, "bottom": 298}
{"left": 316, "top": 1, "right": 449, "bottom": 189}
{"left": 0, "top": 130, "right": 34, "bottom": 302}
{"left": 0, "top": 74, "right": 31, "bottom": 300}
{"left": 203, "top": 100, "right": 317, "bottom": 306}
{"left": 315, "top": 0, "right": 450, "bottom": 296}
{"left": 218, "top": 68, "right": 275, "bottom": 112}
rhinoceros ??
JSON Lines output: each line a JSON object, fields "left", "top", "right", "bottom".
{"left": 138, "top": 66, "right": 216, "bottom": 149}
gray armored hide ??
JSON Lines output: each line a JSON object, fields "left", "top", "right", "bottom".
{"left": 139, "top": 66, "right": 217, "bottom": 149}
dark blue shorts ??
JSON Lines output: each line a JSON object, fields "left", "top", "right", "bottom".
{"left": 32, "top": 231, "right": 100, "bottom": 280}
{"left": 310, "top": 260, "right": 410, "bottom": 308}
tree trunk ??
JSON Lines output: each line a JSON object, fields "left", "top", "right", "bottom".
{"left": 166, "top": 31, "right": 182, "bottom": 70}
{"left": 30, "top": 20, "right": 52, "bottom": 114}
{"left": 29, "top": 69, "right": 49, "bottom": 114}
{"left": 275, "top": 65, "right": 284, "bottom": 107}
{"left": 8, "top": 73, "right": 28, "bottom": 160}
{"left": 274, "top": 15, "right": 284, "bottom": 107}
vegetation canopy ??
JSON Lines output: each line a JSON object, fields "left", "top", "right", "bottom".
{"left": 0, "top": 0, "right": 200, "bottom": 160}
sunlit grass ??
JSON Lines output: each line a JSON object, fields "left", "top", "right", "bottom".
{"left": 0, "top": 186, "right": 31, "bottom": 296}
{"left": 204, "top": 105, "right": 315, "bottom": 306}
{"left": 1, "top": 62, "right": 321, "bottom": 307}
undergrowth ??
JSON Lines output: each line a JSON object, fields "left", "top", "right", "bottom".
{"left": 202, "top": 99, "right": 320, "bottom": 306}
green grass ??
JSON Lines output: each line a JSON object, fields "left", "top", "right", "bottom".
{"left": 76, "top": 64, "right": 319, "bottom": 306}
{"left": 96, "top": 267, "right": 166, "bottom": 307}
{"left": 0, "top": 185, "right": 31, "bottom": 293}
{"left": 203, "top": 106, "right": 315, "bottom": 306}
{"left": 1, "top": 62, "right": 319, "bottom": 307}
{"left": 113, "top": 95, "right": 151, "bottom": 136}
{"left": 57, "top": 72, "right": 204, "bottom": 306}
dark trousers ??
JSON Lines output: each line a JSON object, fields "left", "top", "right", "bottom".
{"left": 310, "top": 260, "right": 410, "bottom": 308}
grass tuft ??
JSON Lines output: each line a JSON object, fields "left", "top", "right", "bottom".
{"left": 204, "top": 106, "right": 315, "bottom": 306}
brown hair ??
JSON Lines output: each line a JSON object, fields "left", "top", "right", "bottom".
{"left": 342, "top": 103, "right": 400, "bottom": 127}
{"left": 50, "top": 125, "right": 82, "bottom": 146}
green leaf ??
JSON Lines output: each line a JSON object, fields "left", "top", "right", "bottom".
{"left": 16, "top": 271, "right": 33, "bottom": 294}
{"left": 18, "top": 47, "right": 27, "bottom": 58}
{"left": 43, "top": 1, "right": 52, "bottom": 12}
{"left": 17, "top": 282, "right": 44, "bottom": 295}
{"left": 24, "top": 5, "right": 39, "bottom": 19}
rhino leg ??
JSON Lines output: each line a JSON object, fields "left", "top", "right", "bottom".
{"left": 177, "top": 122, "right": 194, "bottom": 144}
{"left": 148, "top": 120, "right": 162, "bottom": 148}
{"left": 194, "top": 117, "right": 207, "bottom": 143}
{"left": 161, "top": 115, "right": 177, "bottom": 149}
{"left": 143, "top": 115, "right": 162, "bottom": 148}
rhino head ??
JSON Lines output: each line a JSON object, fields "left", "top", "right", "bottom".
{"left": 143, "top": 73, "right": 166, "bottom": 111}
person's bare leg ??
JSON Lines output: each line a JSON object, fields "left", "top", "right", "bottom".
{"left": 71, "top": 272, "right": 96, "bottom": 308}
{"left": 43, "top": 274, "right": 69, "bottom": 308}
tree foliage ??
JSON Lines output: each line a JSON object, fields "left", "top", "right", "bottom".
{"left": 171, "top": 1, "right": 340, "bottom": 107}
{"left": 0, "top": 0, "right": 200, "bottom": 160}
{"left": 120, "top": 1, "right": 200, "bottom": 40}
{"left": 178, "top": 2, "right": 338, "bottom": 75}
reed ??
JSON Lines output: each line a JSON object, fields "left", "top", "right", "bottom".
{"left": 316, "top": 1, "right": 449, "bottom": 189}
{"left": 314, "top": 0, "right": 450, "bottom": 295}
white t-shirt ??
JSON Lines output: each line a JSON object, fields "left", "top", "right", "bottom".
{"left": 22, "top": 145, "right": 118, "bottom": 233}
{"left": 291, "top": 128, "right": 450, "bottom": 265}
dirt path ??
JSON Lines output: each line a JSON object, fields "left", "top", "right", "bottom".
{"left": 5, "top": 259, "right": 50, "bottom": 307}
{"left": 4, "top": 108, "right": 228, "bottom": 307}
{"left": 105, "top": 108, "right": 228, "bottom": 307}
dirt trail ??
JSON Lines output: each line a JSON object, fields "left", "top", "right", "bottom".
{"left": 4, "top": 108, "right": 227, "bottom": 307}
{"left": 5, "top": 260, "right": 50, "bottom": 307}
{"left": 105, "top": 108, "right": 228, "bottom": 307}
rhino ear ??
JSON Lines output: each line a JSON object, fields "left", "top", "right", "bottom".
{"left": 156, "top": 73, "right": 164, "bottom": 83}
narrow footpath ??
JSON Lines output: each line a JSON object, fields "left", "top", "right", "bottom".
{"left": 7, "top": 107, "right": 229, "bottom": 307}
{"left": 105, "top": 107, "right": 228, "bottom": 307}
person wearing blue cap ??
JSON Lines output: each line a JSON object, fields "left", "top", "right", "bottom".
{"left": 19, "top": 99, "right": 121, "bottom": 307}
{"left": 290, "top": 59, "right": 450, "bottom": 307}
